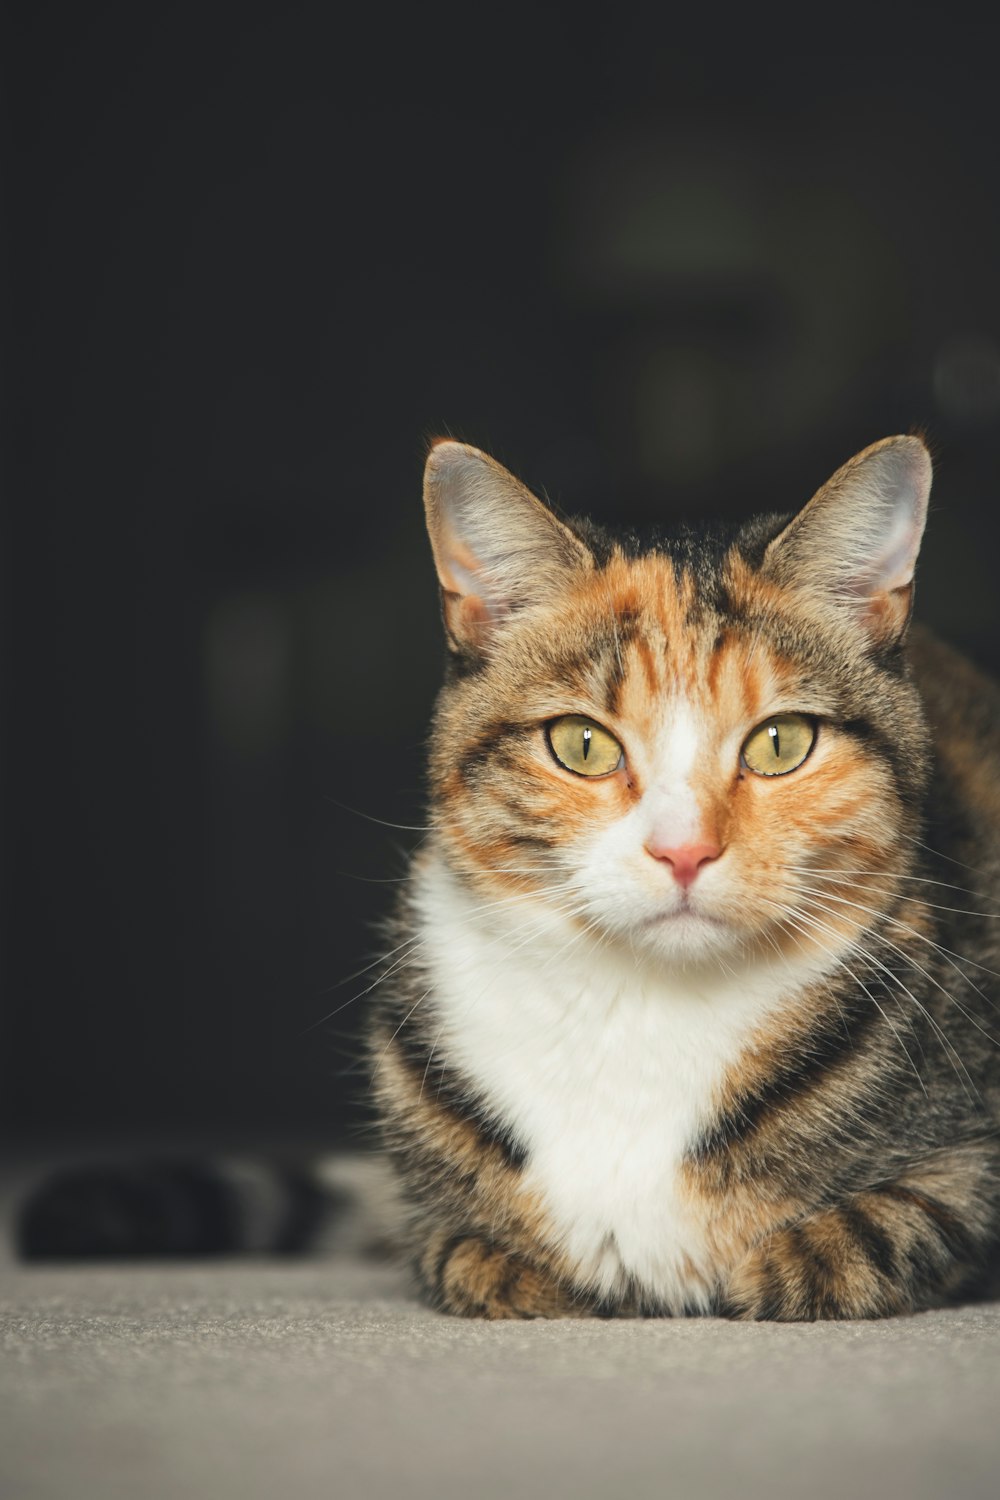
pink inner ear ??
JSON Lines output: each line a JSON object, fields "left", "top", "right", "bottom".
{"left": 436, "top": 530, "right": 487, "bottom": 600}
{"left": 857, "top": 584, "right": 912, "bottom": 637}
{"left": 442, "top": 591, "right": 493, "bottom": 648}
{"left": 868, "top": 508, "right": 923, "bottom": 596}
{"left": 436, "top": 531, "right": 512, "bottom": 625}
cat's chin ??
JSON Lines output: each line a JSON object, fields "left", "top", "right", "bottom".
{"left": 633, "top": 908, "right": 739, "bottom": 964}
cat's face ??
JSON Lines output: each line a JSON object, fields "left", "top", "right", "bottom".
{"left": 423, "top": 438, "right": 932, "bottom": 971}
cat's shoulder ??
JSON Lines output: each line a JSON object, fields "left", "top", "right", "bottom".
{"left": 908, "top": 623, "right": 1000, "bottom": 742}
{"left": 908, "top": 623, "right": 1000, "bottom": 839}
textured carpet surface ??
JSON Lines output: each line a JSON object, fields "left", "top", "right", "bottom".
{"left": 3, "top": 1254, "right": 1000, "bottom": 1500}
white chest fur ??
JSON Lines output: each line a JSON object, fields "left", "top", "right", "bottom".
{"left": 415, "top": 860, "right": 810, "bottom": 1312}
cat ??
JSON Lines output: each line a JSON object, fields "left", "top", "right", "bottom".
{"left": 369, "top": 434, "right": 1000, "bottom": 1320}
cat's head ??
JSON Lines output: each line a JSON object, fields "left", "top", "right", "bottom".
{"left": 422, "top": 436, "right": 933, "bottom": 969}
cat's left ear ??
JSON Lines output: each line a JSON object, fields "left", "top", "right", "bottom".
{"left": 423, "top": 440, "right": 593, "bottom": 654}
{"left": 762, "top": 435, "right": 932, "bottom": 646}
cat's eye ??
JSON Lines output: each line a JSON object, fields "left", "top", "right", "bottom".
{"left": 741, "top": 713, "right": 817, "bottom": 777}
{"left": 547, "top": 716, "right": 624, "bottom": 777}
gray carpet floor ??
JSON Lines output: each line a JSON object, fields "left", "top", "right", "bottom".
{"left": 2, "top": 1162, "right": 999, "bottom": 1500}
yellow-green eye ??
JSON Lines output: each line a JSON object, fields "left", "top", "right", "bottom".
{"left": 547, "top": 715, "right": 624, "bottom": 777}
{"left": 742, "top": 713, "right": 817, "bottom": 777}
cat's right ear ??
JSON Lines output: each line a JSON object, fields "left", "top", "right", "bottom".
{"left": 761, "top": 435, "right": 932, "bottom": 648}
{"left": 423, "top": 441, "right": 593, "bottom": 654}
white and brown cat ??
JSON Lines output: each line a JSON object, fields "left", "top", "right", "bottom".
{"left": 371, "top": 435, "right": 1000, "bottom": 1319}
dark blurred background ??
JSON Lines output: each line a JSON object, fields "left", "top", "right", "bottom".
{"left": 6, "top": 13, "right": 1000, "bottom": 1150}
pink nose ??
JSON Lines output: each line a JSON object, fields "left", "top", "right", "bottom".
{"left": 645, "top": 840, "right": 722, "bottom": 889}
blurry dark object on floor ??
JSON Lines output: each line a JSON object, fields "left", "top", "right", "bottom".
{"left": 16, "top": 1159, "right": 337, "bottom": 1259}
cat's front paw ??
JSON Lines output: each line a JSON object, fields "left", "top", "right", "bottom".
{"left": 424, "top": 1234, "right": 588, "bottom": 1319}
{"left": 722, "top": 1211, "right": 905, "bottom": 1321}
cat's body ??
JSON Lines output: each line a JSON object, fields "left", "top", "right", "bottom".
{"left": 371, "top": 437, "right": 1000, "bottom": 1320}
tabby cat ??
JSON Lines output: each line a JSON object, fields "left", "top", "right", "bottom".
{"left": 370, "top": 434, "right": 1000, "bottom": 1320}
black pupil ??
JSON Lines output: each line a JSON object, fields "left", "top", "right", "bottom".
{"left": 582, "top": 727, "right": 592, "bottom": 760}
{"left": 769, "top": 723, "right": 781, "bottom": 758}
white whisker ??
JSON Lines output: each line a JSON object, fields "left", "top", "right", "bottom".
{"left": 786, "top": 892, "right": 982, "bottom": 1102}
{"left": 760, "top": 897, "right": 928, "bottom": 1096}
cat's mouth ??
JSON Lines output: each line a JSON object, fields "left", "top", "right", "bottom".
{"left": 643, "top": 902, "right": 725, "bottom": 930}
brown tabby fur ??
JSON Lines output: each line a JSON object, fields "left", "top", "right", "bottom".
{"left": 371, "top": 437, "right": 1000, "bottom": 1320}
